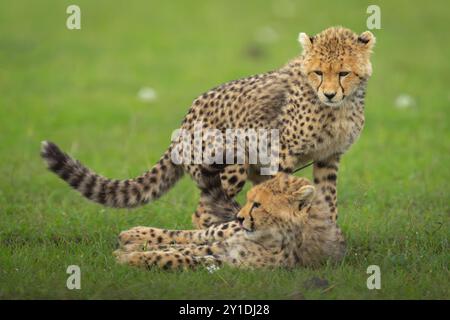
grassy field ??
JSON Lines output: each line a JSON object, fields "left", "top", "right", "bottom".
{"left": 0, "top": 0, "right": 449, "bottom": 299}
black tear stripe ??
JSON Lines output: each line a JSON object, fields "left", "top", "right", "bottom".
{"left": 338, "top": 77, "right": 345, "bottom": 96}
{"left": 316, "top": 75, "right": 323, "bottom": 92}
{"left": 249, "top": 211, "right": 255, "bottom": 231}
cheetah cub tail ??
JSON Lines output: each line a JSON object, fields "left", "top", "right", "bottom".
{"left": 40, "top": 141, "right": 183, "bottom": 208}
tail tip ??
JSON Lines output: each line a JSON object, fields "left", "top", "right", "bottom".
{"left": 40, "top": 140, "right": 54, "bottom": 157}
{"left": 40, "top": 140, "right": 67, "bottom": 165}
{"left": 41, "top": 140, "right": 49, "bottom": 152}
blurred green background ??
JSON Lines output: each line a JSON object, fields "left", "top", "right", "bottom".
{"left": 0, "top": 0, "right": 448, "bottom": 299}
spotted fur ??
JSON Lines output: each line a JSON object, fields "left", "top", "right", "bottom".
{"left": 114, "top": 173, "right": 346, "bottom": 270}
{"left": 41, "top": 26, "right": 375, "bottom": 225}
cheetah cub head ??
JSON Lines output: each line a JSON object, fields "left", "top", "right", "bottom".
{"left": 298, "top": 26, "right": 376, "bottom": 107}
{"left": 236, "top": 173, "right": 315, "bottom": 234}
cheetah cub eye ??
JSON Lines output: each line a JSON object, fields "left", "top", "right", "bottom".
{"left": 339, "top": 71, "right": 350, "bottom": 77}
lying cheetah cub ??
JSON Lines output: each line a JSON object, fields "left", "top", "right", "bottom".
{"left": 114, "top": 173, "right": 346, "bottom": 270}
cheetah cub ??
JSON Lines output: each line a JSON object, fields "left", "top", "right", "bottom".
{"left": 114, "top": 173, "right": 346, "bottom": 270}
{"left": 41, "top": 26, "right": 375, "bottom": 228}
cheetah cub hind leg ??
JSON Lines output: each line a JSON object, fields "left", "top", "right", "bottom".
{"left": 115, "top": 248, "right": 222, "bottom": 271}
{"left": 118, "top": 226, "right": 193, "bottom": 248}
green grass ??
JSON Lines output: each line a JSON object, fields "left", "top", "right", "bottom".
{"left": 0, "top": 0, "right": 449, "bottom": 299}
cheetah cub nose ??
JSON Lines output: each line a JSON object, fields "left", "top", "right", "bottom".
{"left": 324, "top": 92, "right": 336, "bottom": 100}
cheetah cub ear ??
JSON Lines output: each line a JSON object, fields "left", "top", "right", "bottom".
{"left": 293, "top": 185, "right": 316, "bottom": 209}
{"left": 298, "top": 32, "right": 314, "bottom": 51}
{"left": 358, "top": 31, "right": 376, "bottom": 51}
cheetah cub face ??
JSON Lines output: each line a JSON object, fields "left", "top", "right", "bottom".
{"left": 298, "top": 27, "right": 376, "bottom": 107}
{"left": 236, "top": 173, "right": 315, "bottom": 234}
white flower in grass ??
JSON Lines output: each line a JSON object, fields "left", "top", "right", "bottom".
{"left": 394, "top": 94, "right": 416, "bottom": 109}
{"left": 272, "top": 0, "right": 296, "bottom": 18}
{"left": 206, "top": 264, "right": 220, "bottom": 274}
{"left": 255, "top": 26, "right": 278, "bottom": 44}
{"left": 138, "top": 87, "right": 157, "bottom": 103}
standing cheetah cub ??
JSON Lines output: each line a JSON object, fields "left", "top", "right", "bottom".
{"left": 41, "top": 26, "right": 375, "bottom": 228}
{"left": 114, "top": 173, "right": 346, "bottom": 270}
